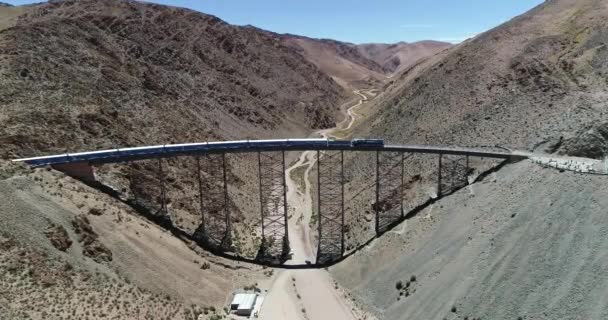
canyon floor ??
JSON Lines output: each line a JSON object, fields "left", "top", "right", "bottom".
{"left": 258, "top": 90, "right": 378, "bottom": 320}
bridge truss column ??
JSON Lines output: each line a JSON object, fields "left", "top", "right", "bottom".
{"left": 316, "top": 150, "right": 345, "bottom": 264}
{"left": 257, "top": 151, "right": 289, "bottom": 261}
{"left": 375, "top": 151, "right": 405, "bottom": 235}
{"left": 155, "top": 158, "right": 172, "bottom": 227}
{"left": 438, "top": 154, "right": 470, "bottom": 196}
{"left": 193, "top": 154, "right": 231, "bottom": 251}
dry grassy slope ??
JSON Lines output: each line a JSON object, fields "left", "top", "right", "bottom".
{"left": 357, "top": 40, "right": 452, "bottom": 74}
{"left": 0, "top": 161, "right": 267, "bottom": 319}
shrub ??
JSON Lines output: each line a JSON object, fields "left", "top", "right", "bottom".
{"left": 89, "top": 208, "right": 103, "bottom": 216}
{"left": 395, "top": 280, "right": 403, "bottom": 290}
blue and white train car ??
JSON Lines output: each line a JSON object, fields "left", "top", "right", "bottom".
{"left": 12, "top": 138, "right": 386, "bottom": 166}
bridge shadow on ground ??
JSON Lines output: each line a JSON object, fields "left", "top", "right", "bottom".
{"left": 81, "top": 159, "right": 512, "bottom": 269}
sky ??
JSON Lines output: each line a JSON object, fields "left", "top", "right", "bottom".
{"left": 4, "top": 0, "right": 545, "bottom": 44}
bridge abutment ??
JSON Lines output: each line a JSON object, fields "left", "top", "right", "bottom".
{"left": 52, "top": 161, "right": 97, "bottom": 183}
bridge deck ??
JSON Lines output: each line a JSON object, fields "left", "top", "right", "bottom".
{"left": 12, "top": 139, "right": 527, "bottom": 167}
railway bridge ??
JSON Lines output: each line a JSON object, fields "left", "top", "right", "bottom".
{"left": 14, "top": 139, "right": 528, "bottom": 265}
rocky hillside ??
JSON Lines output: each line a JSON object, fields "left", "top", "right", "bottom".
{"left": 363, "top": 0, "right": 608, "bottom": 155}
{"left": 342, "top": 0, "right": 608, "bottom": 236}
{"left": 0, "top": 0, "right": 352, "bottom": 255}
{"left": 0, "top": 0, "right": 346, "bottom": 160}
{"left": 334, "top": 161, "right": 608, "bottom": 320}
{"left": 357, "top": 40, "right": 451, "bottom": 74}
{"left": 334, "top": 0, "right": 608, "bottom": 319}
{"left": 0, "top": 160, "right": 267, "bottom": 319}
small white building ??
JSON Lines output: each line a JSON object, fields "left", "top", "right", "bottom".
{"left": 230, "top": 293, "right": 258, "bottom": 317}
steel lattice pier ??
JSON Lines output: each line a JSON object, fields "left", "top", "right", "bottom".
{"left": 257, "top": 151, "right": 289, "bottom": 261}
{"left": 316, "top": 150, "right": 345, "bottom": 264}
{"left": 438, "top": 154, "right": 470, "bottom": 196}
{"left": 193, "top": 154, "right": 231, "bottom": 250}
{"left": 375, "top": 151, "right": 404, "bottom": 234}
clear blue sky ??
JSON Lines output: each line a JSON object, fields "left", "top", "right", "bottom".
{"left": 5, "top": 0, "right": 544, "bottom": 44}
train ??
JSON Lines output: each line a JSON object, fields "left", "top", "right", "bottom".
{"left": 13, "top": 138, "right": 385, "bottom": 167}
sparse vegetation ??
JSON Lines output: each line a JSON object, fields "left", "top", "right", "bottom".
{"left": 0, "top": 235, "right": 202, "bottom": 319}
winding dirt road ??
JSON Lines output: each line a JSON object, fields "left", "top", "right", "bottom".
{"left": 258, "top": 90, "right": 376, "bottom": 320}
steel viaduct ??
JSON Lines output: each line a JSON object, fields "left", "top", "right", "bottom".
{"left": 13, "top": 139, "right": 528, "bottom": 265}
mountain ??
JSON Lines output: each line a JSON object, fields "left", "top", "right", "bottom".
{"left": 0, "top": 0, "right": 355, "bottom": 251}
{"left": 363, "top": 0, "right": 608, "bottom": 153}
{"left": 0, "top": 0, "right": 347, "bottom": 160}
{"left": 270, "top": 34, "right": 450, "bottom": 89}
{"left": 333, "top": 0, "right": 608, "bottom": 319}
{"left": 357, "top": 40, "right": 451, "bottom": 74}
{"left": 0, "top": 0, "right": 351, "bottom": 316}
{"left": 4, "top": 0, "right": 606, "bottom": 319}
{"left": 278, "top": 34, "right": 390, "bottom": 89}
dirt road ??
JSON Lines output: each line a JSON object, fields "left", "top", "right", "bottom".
{"left": 258, "top": 91, "right": 376, "bottom": 320}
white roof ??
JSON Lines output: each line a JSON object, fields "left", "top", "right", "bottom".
{"left": 231, "top": 293, "right": 257, "bottom": 310}
{"left": 231, "top": 293, "right": 246, "bottom": 305}
{"left": 237, "top": 294, "right": 256, "bottom": 310}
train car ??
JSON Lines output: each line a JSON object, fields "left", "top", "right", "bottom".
{"left": 120, "top": 145, "right": 166, "bottom": 157}
{"left": 69, "top": 149, "right": 121, "bottom": 162}
{"left": 13, "top": 138, "right": 389, "bottom": 167}
{"left": 351, "top": 139, "right": 384, "bottom": 148}
{"left": 287, "top": 138, "right": 328, "bottom": 149}
{"left": 167, "top": 142, "right": 209, "bottom": 153}
{"left": 327, "top": 140, "right": 352, "bottom": 149}
{"left": 253, "top": 139, "right": 287, "bottom": 149}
